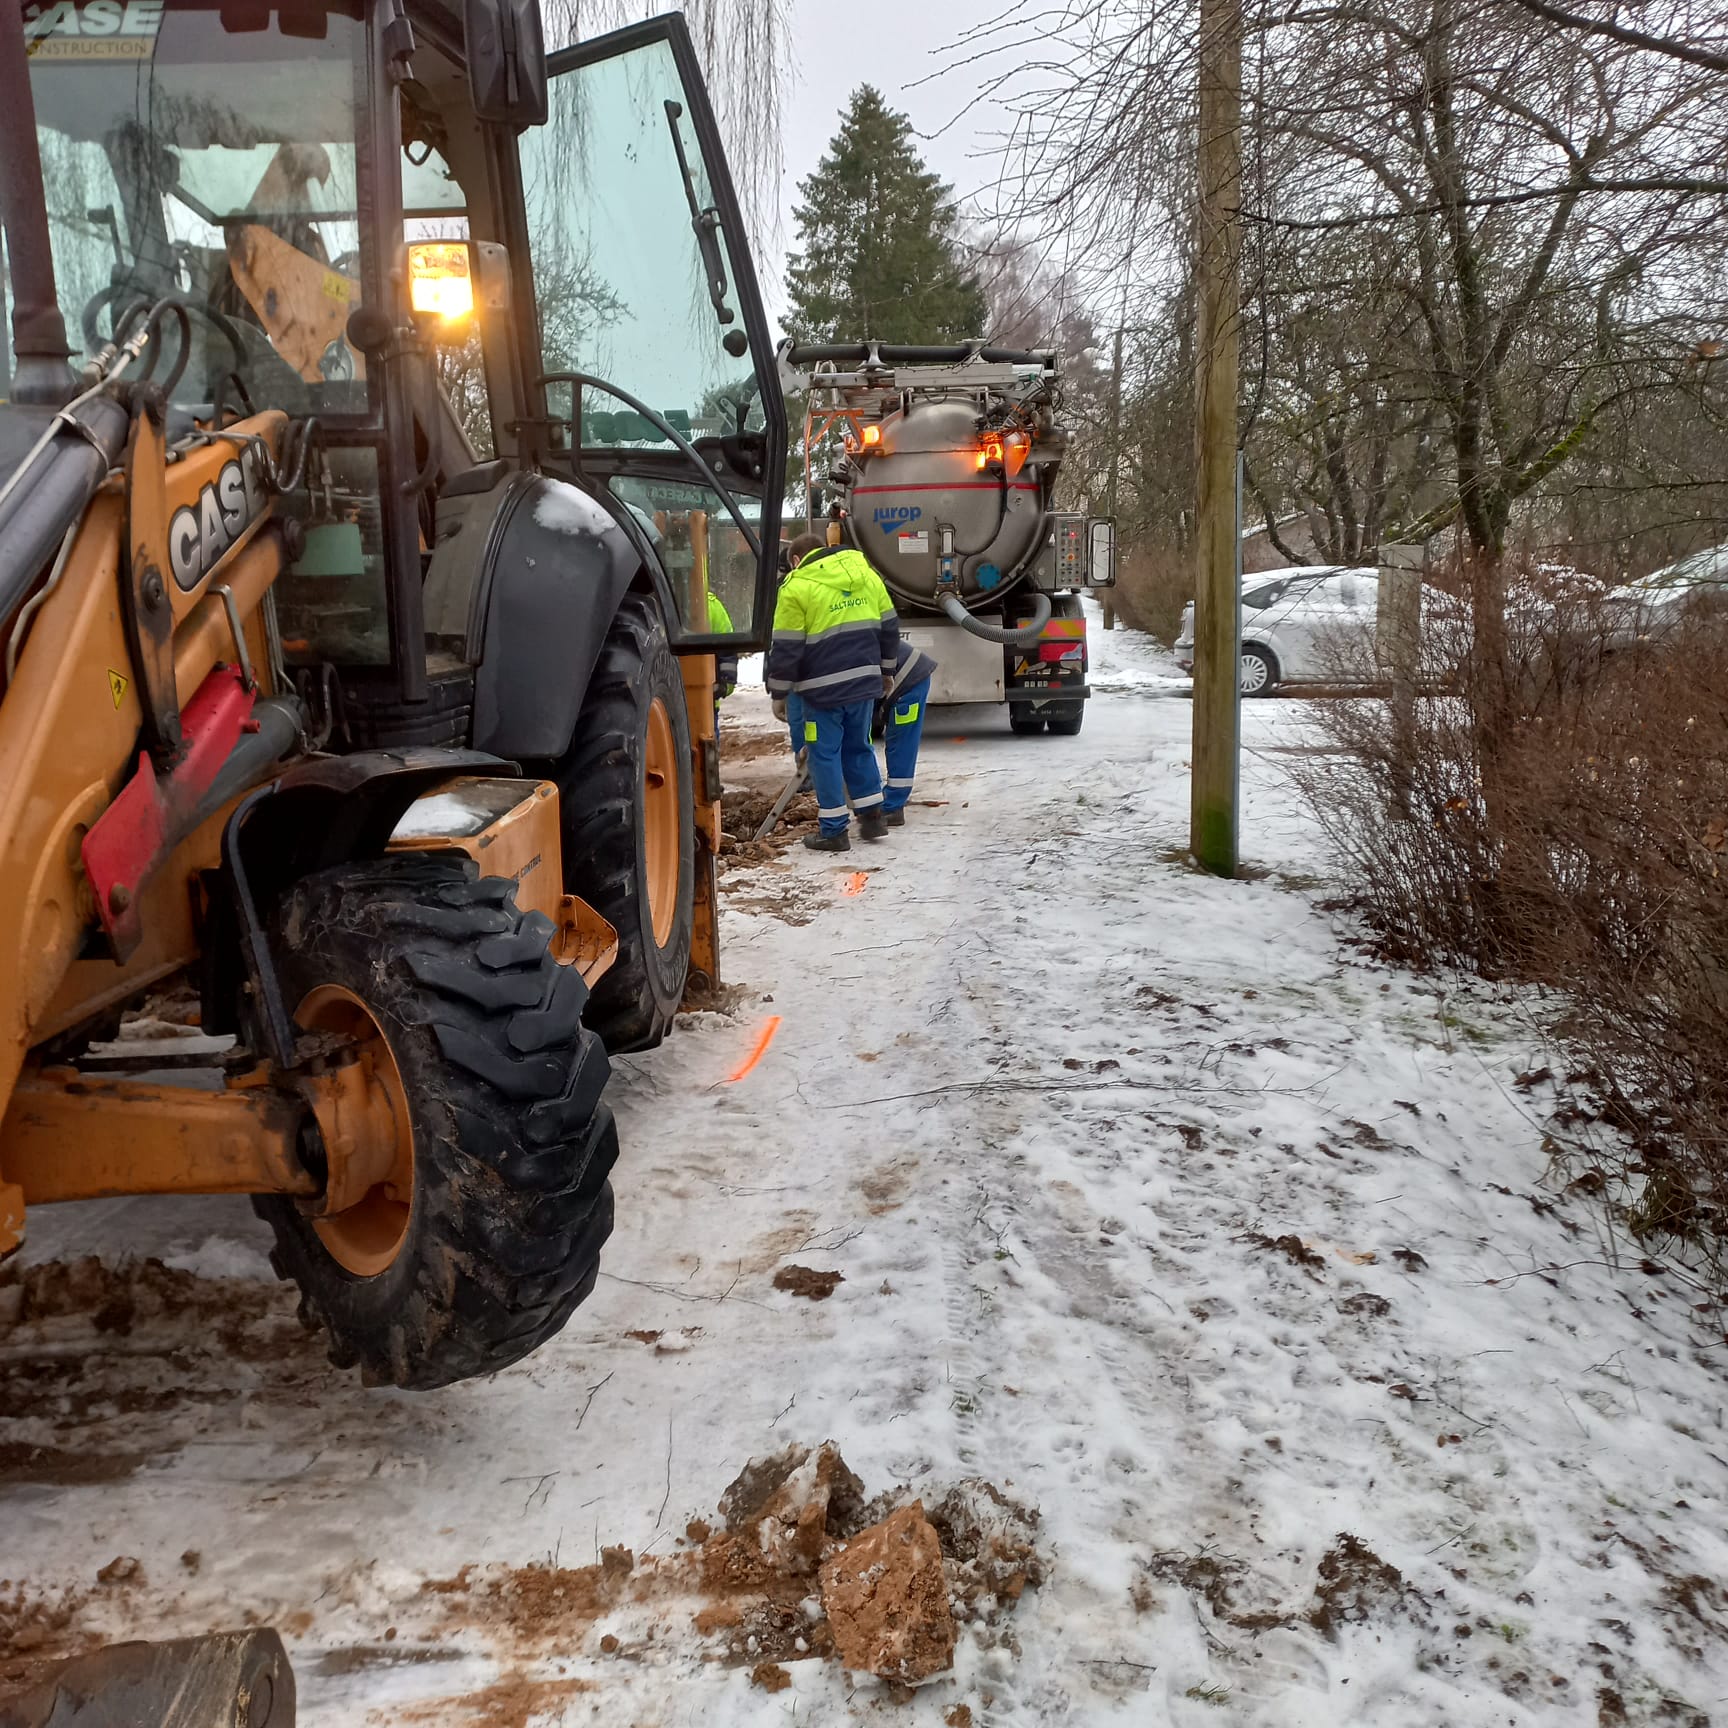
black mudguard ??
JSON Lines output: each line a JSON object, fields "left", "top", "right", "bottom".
{"left": 468, "top": 474, "right": 675, "bottom": 759}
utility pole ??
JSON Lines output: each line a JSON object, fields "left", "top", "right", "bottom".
{"left": 1103, "top": 324, "right": 1124, "bottom": 632}
{"left": 1189, "top": 0, "right": 1243, "bottom": 877}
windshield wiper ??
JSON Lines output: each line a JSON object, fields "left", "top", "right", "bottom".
{"left": 664, "top": 100, "right": 747, "bottom": 357}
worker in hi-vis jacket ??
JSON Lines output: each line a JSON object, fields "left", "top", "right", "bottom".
{"left": 880, "top": 635, "right": 938, "bottom": 826}
{"left": 768, "top": 532, "right": 897, "bottom": 852}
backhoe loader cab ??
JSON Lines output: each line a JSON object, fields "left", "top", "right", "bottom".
{"left": 0, "top": 0, "right": 786, "bottom": 1388}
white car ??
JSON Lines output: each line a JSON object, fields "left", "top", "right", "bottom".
{"left": 1602, "top": 543, "right": 1728, "bottom": 644}
{"left": 1174, "top": 566, "right": 1379, "bottom": 695}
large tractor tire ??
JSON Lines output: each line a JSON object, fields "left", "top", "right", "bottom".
{"left": 253, "top": 853, "right": 617, "bottom": 1390}
{"left": 550, "top": 595, "right": 694, "bottom": 1053}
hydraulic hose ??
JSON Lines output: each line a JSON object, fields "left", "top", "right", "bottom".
{"left": 938, "top": 587, "right": 1052, "bottom": 646}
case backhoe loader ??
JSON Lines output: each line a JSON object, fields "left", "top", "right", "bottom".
{"left": 0, "top": 0, "right": 786, "bottom": 1393}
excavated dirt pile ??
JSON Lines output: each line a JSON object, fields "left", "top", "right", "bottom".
{"left": 419, "top": 1441, "right": 1042, "bottom": 1692}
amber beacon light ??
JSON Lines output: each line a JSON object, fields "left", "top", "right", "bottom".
{"left": 408, "top": 241, "right": 475, "bottom": 320}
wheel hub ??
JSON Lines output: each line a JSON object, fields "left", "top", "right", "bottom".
{"left": 292, "top": 985, "right": 414, "bottom": 1276}
{"left": 642, "top": 695, "right": 679, "bottom": 947}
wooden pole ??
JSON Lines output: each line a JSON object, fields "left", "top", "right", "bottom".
{"left": 1102, "top": 324, "right": 1124, "bottom": 632}
{"left": 1189, "top": 0, "right": 1244, "bottom": 878}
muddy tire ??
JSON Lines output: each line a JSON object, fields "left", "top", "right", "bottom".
{"left": 1009, "top": 709, "right": 1046, "bottom": 735}
{"left": 1045, "top": 701, "right": 1085, "bottom": 736}
{"left": 253, "top": 853, "right": 617, "bottom": 1390}
{"left": 549, "top": 594, "right": 694, "bottom": 1053}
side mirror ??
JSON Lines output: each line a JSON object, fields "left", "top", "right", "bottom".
{"left": 1088, "top": 519, "right": 1116, "bottom": 587}
{"left": 464, "top": 0, "right": 548, "bottom": 127}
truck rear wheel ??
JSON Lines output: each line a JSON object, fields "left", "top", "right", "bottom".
{"left": 1009, "top": 709, "right": 1046, "bottom": 735}
{"left": 254, "top": 854, "right": 617, "bottom": 1390}
{"left": 1045, "top": 700, "right": 1085, "bottom": 736}
{"left": 549, "top": 595, "right": 695, "bottom": 1052}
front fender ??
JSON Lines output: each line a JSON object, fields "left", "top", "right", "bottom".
{"left": 468, "top": 475, "right": 644, "bottom": 758}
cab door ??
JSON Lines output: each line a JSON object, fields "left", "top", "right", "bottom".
{"left": 511, "top": 16, "right": 786, "bottom": 654}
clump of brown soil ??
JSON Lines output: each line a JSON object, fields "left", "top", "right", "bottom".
{"left": 820, "top": 1503, "right": 956, "bottom": 1683}
{"left": 1307, "top": 1533, "right": 1420, "bottom": 1638}
{"left": 719, "top": 784, "right": 818, "bottom": 859}
{"left": 1243, "top": 1233, "right": 1328, "bottom": 1274}
{"left": 750, "top": 1661, "right": 792, "bottom": 1692}
{"left": 772, "top": 1266, "right": 843, "bottom": 1301}
{"left": 925, "top": 1480, "right": 1045, "bottom": 1624}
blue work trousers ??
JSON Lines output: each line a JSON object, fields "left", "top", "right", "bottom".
{"left": 804, "top": 698, "right": 884, "bottom": 835}
{"left": 881, "top": 676, "right": 930, "bottom": 813}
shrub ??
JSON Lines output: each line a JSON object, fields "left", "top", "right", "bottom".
{"left": 1296, "top": 559, "right": 1728, "bottom": 1263}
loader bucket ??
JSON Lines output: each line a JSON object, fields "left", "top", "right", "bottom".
{"left": 0, "top": 1630, "right": 294, "bottom": 1728}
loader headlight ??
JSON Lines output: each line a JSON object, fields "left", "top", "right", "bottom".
{"left": 408, "top": 241, "right": 475, "bottom": 321}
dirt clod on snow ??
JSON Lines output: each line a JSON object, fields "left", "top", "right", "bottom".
{"left": 772, "top": 1265, "right": 844, "bottom": 1301}
{"left": 820, "top": 1502, "right": 957, "bottom": 1683}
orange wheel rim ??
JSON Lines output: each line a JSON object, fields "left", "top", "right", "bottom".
{"left": 643, "top": 696, "right": 679, "bottom": 948}
{"left": 297, "top": 984, "right": 415, "bottom": 1277}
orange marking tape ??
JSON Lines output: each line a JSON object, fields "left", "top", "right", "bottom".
{"left": 842, "top": 872, "right": 868, "bottom": 896}
{"left": 726, "top": 1015, "right": 782, "bottom": 1083}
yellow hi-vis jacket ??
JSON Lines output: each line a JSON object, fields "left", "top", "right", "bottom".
{"left": 765, "top": 547, "right": 899, "bottom": 710}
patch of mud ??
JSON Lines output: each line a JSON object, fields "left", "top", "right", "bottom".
{"left": 772, "top": 1266, "right": 843, "bottom": 1301}
{"left": 0, "top": 1257, "right": 296, "bottom": 1355}
{"left": 720, "top": 731, "right": 796, "bottom": 765}
{"left": 0, "top": 1582, "right": 90, "bottom": 1664}
{"left": 0, "top": 1257, "right": 323, "bottom": 1489}
{"left": 1140, "top": 1532, "right": 1424, "bottom": 1642}
{"left": 388, "top": 1675, "right": 592, "bottom": 1728}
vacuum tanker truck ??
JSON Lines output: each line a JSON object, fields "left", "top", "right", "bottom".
{"left": 777, "top": 341, "right": 1116, "bottom": 734}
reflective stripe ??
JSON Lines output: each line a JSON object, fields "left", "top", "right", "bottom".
{"left": 772, "top": 628, "right": 806, "bottom": 642}
{"left": 804, "top": 720, "right": 818, "bottom": 742}
{"left": 885, "top": 776, "right": 916, "bottom": 788}
{"left": 804, "top": 616, "right": 882, "bottom": 642}
{"left": 817, "top": 803, "right": 848, "bottom": 818}
{"left": 894, "top": 702, "right": 921, "bottom": 723}
{"left": 796, "top": 665, "right": 876, "bottom": 692}
{"left": 853, "top": 791, "right": 884, "bottom": 809}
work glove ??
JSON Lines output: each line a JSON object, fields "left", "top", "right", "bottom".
{"left": 771, "top": 697, "right": 788, "bottom": 722}
{"left": 882, "top": 675, "right": 895, "bottom": 699}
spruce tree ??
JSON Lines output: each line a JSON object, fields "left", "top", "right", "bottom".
{"left": 785, "top": 87, "right": 986, "bottom": 346}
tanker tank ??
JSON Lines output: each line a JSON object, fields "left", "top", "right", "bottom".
{"left": 777, "top": 339, "right": 1115, "bottom": 733}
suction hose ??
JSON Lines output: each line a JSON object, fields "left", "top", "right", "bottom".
{"left": 938, "top": 587, "right": 1052, "bottom": 647}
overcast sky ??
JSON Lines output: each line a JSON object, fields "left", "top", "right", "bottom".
{"left": 766, "top": 0, "right": 1008, "bottom": 322}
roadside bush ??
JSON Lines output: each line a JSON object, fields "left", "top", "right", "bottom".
{"left": 1295, "top": 562, "right": 1728, "bottom": 1264}
{"left": 1113, "top": 538, "right": 1190, "bottom": 644}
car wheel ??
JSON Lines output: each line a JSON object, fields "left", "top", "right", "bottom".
{"left": 1240, "top": 645, "right": 1277, "bottom": 697}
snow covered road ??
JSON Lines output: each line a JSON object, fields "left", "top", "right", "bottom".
{"left": 3, "top": 621, "right": 1725, "bottom": 1727}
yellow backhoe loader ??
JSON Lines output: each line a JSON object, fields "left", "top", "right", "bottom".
{"left": 0, "top": 0, "right": 785, "bottom": 1402}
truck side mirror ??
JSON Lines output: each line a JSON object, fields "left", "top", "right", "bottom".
{"left": 464, "top": 0, "right": 548, "bottom": 127}
{"left": 1088, "top": 519, "right": 1117, "bottom": 587}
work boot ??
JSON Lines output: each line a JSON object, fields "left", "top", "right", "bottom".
{"left": 804, "top": 830, "right": 850, "bottom": 852}
{"left": 884, "top": 808, "right": 906, "bottom": 828}
{"left": 858, "top": 809, "right": 890, "bottom": 842}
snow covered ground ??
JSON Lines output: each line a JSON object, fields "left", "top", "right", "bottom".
{"left": 3, "top": 617, "right": 1725, "bottom": 1727}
